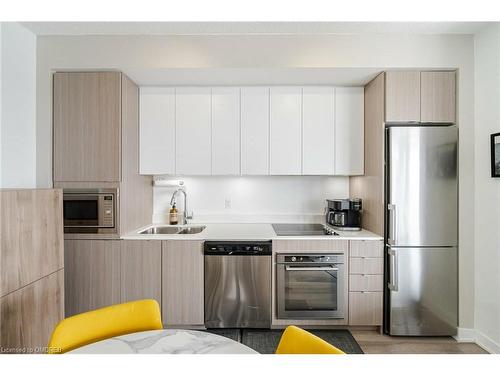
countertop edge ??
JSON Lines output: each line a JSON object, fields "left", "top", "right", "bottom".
{"left": 121, "top": 223, "right": 383, "bottom": 242}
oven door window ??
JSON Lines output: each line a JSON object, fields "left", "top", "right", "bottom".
{"left": 284, "top": 266, "right": 338, "bottom": 311}
{"left": 64, "top": 199, "right": 99, "bottom": 226}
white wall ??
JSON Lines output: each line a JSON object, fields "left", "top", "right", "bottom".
{"left": 153, "top": 176, "right": 349, "bottom": 223}
{"left": 473, "top": 23, "right": 500, "bottom": 353}
{"left": 0, "top": 23, "right": 37, "bottom": 188}
{"left": 36, "top": 33, "right": 475, "bottom": 329}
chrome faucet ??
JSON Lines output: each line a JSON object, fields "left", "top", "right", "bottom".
{"left": 170, "top": 187, "right": 193, "bottom": 224}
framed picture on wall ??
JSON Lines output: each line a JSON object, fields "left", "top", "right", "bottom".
{"left": 491, "top": 133, "right": 500, "bottom": 177}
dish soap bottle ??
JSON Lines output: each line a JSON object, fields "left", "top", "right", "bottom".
{"left": 169, "top": 203, "right": 178, "bottom": 225}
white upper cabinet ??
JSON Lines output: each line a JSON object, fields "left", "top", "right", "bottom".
{"left": 302, "top": 87, "right": 335, "bottom": 175}
{"left": 270, "top": 87, "right": 302, "bottom": 175}
{"left": 175, "top": 87, "right": 212, "bottom": 175}
{"left": 211, "top": 87, "right": 240, "bottom": 175}
{"left": 334, "top": 87, "right": 364, "bottom": 175}
{"left": 241, "top": 87, "right": 270, "bottom": 175}
{"left": 139, "top": 87, "right": 176, "bottom": 175}
{"left": 139, "top": 85, "right": 364, "bottom": 176}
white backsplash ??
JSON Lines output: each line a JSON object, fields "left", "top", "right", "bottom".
{"left": 153, "top": 176, "right": 349, "bottom": 224}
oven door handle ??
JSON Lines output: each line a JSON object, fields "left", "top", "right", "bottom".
{"left": 285, "top": 266, "right": 339, "bottom": 271}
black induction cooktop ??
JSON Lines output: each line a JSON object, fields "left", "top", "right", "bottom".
{"left": 271, "top": 223, "right": 338, "bottom": 236}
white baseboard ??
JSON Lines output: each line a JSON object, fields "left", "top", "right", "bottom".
{"left": 476, "top": 330, "right": 500, "bottom": 354}
{"left": 454, "top": 327, "right": 476, "bottom": 342}
{"left": 454, "top": 328, "right": 500, "bottom": 353}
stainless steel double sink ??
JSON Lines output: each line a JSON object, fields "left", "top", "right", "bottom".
{"left": 139, "top": 225, "right": 206, "bottom": 235}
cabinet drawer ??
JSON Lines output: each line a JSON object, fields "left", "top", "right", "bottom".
{"left": 349, "top": 240, "right": 383, "bottom": 258}
{"left": 349, "top": 257, "right": 384, "bottom": 275}
{"left": 349, "top": 292, "right": 383, "bottom": 325}
{"left": 349, "top": 274, "right": 383, "bottom": 292}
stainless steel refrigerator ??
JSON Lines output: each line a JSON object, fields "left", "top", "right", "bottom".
{"left": 384, "top": 125, "right": 458, "bottom": 336}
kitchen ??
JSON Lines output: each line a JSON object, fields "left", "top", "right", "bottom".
{"left": 54, "top": 69, "right": 457, "bottom": 337}
{"left": 0, "top": 14, "right": 499, "bottom": 370}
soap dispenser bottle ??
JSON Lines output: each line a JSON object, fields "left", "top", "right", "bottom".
{"left": 169, "top": 203, "right": 178, "bottom": 225}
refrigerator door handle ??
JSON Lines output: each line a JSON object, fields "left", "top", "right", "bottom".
{"left": 387, "top": 204, "right": 397, "bottom": 245}
{"left": 387, "top": 246, "right": 398, "bottom": 291}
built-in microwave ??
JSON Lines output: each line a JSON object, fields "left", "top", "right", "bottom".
{"left": 63, "top": 188, "right": 117, "bottom": 234}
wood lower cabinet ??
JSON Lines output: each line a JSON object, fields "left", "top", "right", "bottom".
{"left": 349, "top": 257, "right": 384, "bottom": 274}
{"left": 64, "top": 239, "right": 162, "bottom": 317}
{"left": 349, "top": 292, "right": 383, "bottom": 326}
{"left": 120, "top": 241, "right": 161, "bottom": 304}
{"left": 162, "top": 241, "right": 204, "bottom": 326}
{"left": 348, "top": 240, "right": 384, "bottom": 326}
{"left": 349, "top": 275, "right": 384, "bottom": 292}
{"left": 0, "top": 270, "right": 64, "bottom": 353}
{"left": 64, "top": 240, "right": 121, "bottom": 317}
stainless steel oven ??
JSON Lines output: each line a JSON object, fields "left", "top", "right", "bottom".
{"left": 63, "top": 188, "right": 117, "bottom": 234}
{"left": 277, "top": 253, "right": 345, "bottom": 319}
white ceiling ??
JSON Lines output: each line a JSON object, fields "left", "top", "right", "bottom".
{"left": 21, "top": 22, "right": 491, "bottom": 36}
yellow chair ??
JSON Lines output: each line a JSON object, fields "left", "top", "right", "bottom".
{"left": 275, "top": 325, "right": 345, "bottom": 354}
{"left": 47, "top": 299, "right": 163, "bottom": 354}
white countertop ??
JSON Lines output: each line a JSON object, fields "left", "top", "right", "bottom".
{"left": 122, "top": 223, "right": 382, "bottom": 241}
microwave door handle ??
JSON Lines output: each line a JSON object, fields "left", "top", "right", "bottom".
{"left": 285, "top": 266, "right": 339, "bottom": 272}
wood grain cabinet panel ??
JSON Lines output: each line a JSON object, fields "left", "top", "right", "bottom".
{"left": 53, "top": 72, "right": 121, "bottom": 182}
{"left": 64, "top": 240, "right": 121, "bottom": 317}
{"left": 385, "top": 71, "right": 421, "bottom": 122}
{"left": 120, "top": 241, "right": 161, "bottom": 304}
{"left": 0, "top": 189, "right": 64, "bottom": 297}
{"left": 349, "top": 292, "right": 383, "bottom": 325}
{"left": 420, "top": 71, "right": 456, "bottom": 124}
{"left": 350, "top": 240, "right": 384, "bottom": 258}
{"left": 349, "top": 257, "right": 384, "bottom": 275}
{"left": 162, "top": 241, "right": 204, "bottom": 326}
{"left": 0, "top": 270, "right": 64, "bottom": 353}
{"left": 349, "top": 275, "right": 384, "bottom": 292}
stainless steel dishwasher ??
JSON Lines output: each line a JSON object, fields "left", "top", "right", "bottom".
{"left": 204, "top": 241, "right": 272, "bottom": 328}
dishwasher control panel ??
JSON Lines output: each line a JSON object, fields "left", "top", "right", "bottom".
{"left": 204, "top": 241, "right": 272, "bottom": 256}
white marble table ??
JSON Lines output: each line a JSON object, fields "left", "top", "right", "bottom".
{"left": 68, "top": 329, "right": 258, "bottom": 354}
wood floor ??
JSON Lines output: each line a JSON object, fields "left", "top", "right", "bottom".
{"left": 351, "top": 330, "right": 488, "bottom": 354}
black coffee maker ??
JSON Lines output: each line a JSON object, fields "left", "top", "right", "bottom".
{"left": 326, "top": 199, "right": 362, "bottom": 231}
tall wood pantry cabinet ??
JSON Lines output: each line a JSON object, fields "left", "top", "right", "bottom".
{"left": 53, "top": 71, "right": 153, "bottom": 236}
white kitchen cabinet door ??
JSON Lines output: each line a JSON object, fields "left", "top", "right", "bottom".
{"left": 139, "top": 87, "right": 176, "bottom": 175}
{"left": 270, "top": 87, "right": 302, "bottom": 175}
{"left": 334, "top": 87, "right": 364, "bottom": 175}
{"left": 240, "top": 87, "right": 270, "bottom": 175}
{"left": 211, "top": 87, "right": 240, "bottom": 175}
{"left": 175, "top": 87, "right": 212, "bottom": 175}
{"left": 302, "top": 87, "right": 335, "bottom": 175}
